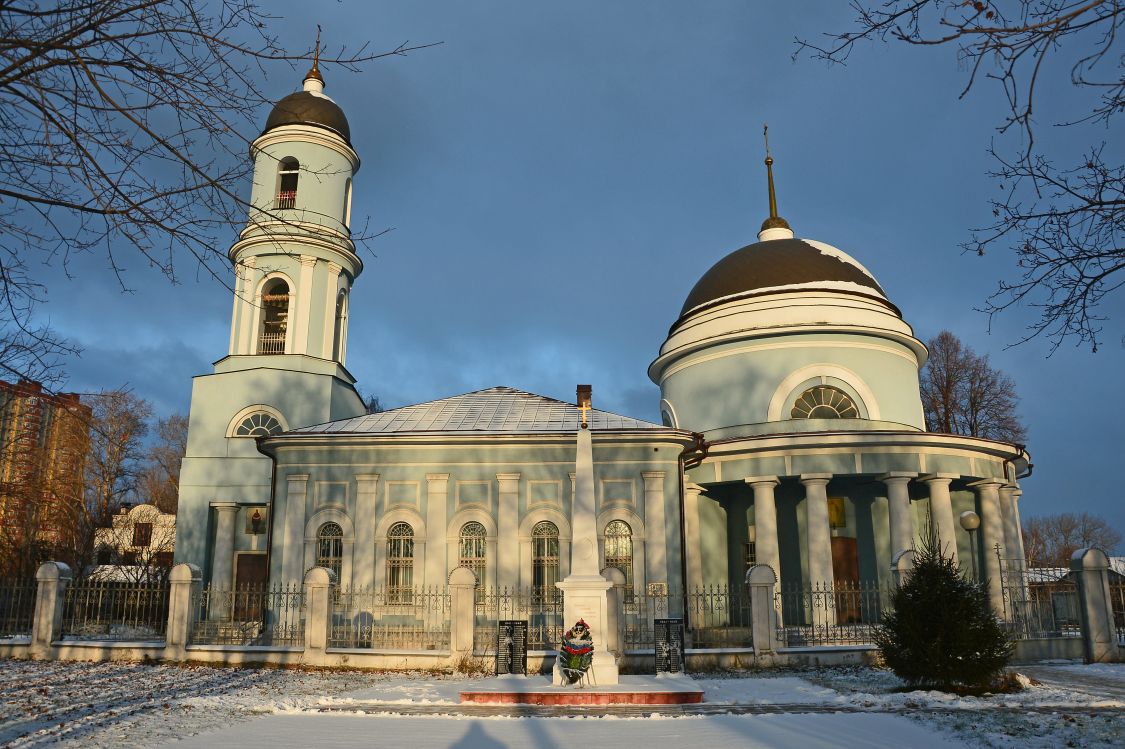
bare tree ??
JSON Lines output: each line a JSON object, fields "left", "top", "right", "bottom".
{"left": 798, "top": 2, "right": 1124, "bottom": 352}
{"left": 1, "top": 1, "right": 435, "bottom": 383}
{"left": 1023, "top": 512, "right": 1122, "bottom": 565}
{"left": 137, "top": 413, "right": 187, "bottom": 514}
{"left": 84, "top": 390, "right": 152, "bottom": 526}
{"left": 920, "top": 330, "right": 1026, "bottom": 442}
{"left": 93, "top": 503, "right": 176, "bottom": 582}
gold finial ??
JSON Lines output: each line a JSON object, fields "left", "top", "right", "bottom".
{"left": 760, "top": 124, "right": 791, "bottom": 232}
{"left": 305, "top": 25, "right": 324, "bottom": 84}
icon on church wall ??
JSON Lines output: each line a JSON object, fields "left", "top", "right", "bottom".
{"left": 246, "top": 507, "right": 268, "bottom": 535}
{"left": 827, "top": 498, "right": 847, "bottom": 529}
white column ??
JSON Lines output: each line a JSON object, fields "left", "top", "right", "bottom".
{"left": 320, "top": 261, "right": 343, "bottom": 359}
{"left": 293, "top": 255, "right": 316, "bottom": 355}
{"left": 353, "top": 474, "right": 379, "bottom": 590}
{"left": 745, "top": 476, "right": 780, "bottom": 579}
{"left": 425, "top": 474, "right": 449, "bottom": 586}
{"left": 921, "top": 474, "right": 959, "bottom": 566}
{"left": 641, "top": 471, "right": 668, "bottom": 584}
{"left": 282, "top": 475, "right": 309, "bottom": 584}
{"left": 880, "top": 473, "right": 916, "bottom": 558}
{"left": 210, "top": 502, "right": 240, "bottom": 589}
{"left": 683, "top": 483, "right": 705, "bottom": 592}
{"left": 970, "top": 478, "right": 1007, "bottom": 617}
{"left": 496, "top": 473, "right": 520, "bottom": 588}
{"left": 800, "top": 474, "right": 833, "bottom": 586}
{"left": 998, "top": 483, "right": 1023, "bottom": 568}
{"left": 234, "top": 255, "right": 257, "bottom": 355}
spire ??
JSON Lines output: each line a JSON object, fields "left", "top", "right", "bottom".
{"left": 759, "top": 124, "right": 793, "bottom": 240}
{"left": 303, "top": 25, "right": 325, "bottom": 93}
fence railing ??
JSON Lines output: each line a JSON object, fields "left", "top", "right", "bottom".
{"left": 473, "top": 586, "right": 563, "bottom": 653}
{"left": 0, "top": 578, "right": 37, "bottom": 639}
{"left": 328, "top": 586, "right": 450, "bottom": 650}
{"left": 623, "top": 587, "right": 684, "bottom": 649}
{"left": 775, "top": 580, "right": 887, "bottom": 646}
{"left": 189, "top": 584, "right": 304, "bottom": 646}
{"left": 61, "top": 579, "right": 170, "bottom": 641}
{"left": 999, "top": 559, "right": 1081, "bottom": 640}
{"left": 684, "top": 585, "right": 753, "bottom": 648}
{"left": 1106, "top": 572, "right": 1124, "bottom": 646}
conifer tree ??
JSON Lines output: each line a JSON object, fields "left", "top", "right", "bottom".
{"left": 875, "top": 528, "right": 1012, "bottom": 691}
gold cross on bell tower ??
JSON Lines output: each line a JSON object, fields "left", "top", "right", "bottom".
{"left": 576, "top": 385, "right": 592, "bottom": 430}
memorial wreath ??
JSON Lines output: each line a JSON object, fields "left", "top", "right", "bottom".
{"left": 557, "top": 619, "right": 594, "bottom": 684}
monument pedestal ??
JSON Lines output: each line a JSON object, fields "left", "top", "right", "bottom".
{"left": 555, "top": 573, "right": 619, "bottom": 686}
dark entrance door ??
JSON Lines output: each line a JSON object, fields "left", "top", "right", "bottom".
{"left": 234, "top": 553, "right": 267, "bottom": 619}
{"left": 831, "top": 537, "right": 862, "bottom": 623}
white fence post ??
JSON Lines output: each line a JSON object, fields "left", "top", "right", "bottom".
{"left": 601, "top": 566, "right": 625, "bottom": 657}
{"left": 747, "top": 564, "right": 779, "bottom": 654}
{"left": 303, "top": 567, "right": 334, "bottom": 666}
{"left": 448, "top": 567, "right": 477, "bottom": 667}
{"left": 31, "top": 561, "right": 71, "bottom": 659}
{"left": 165, "top": 563, "right": 201, "bottom": 661}
{"left": 1070, "top": 548, "right": 1118, "bottom": 663}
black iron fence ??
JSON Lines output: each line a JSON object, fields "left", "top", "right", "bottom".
{"left": 328, "top": 586, "right": 450, "bottom": 650}
{"left": 473, "top": 586, "right": 563, "bottom": 654}
{"left": 775, "top": 580, "right": 888, "bottom": 646}
{"left": 999, "top": 558, "right": 1081, "bottom": 640}
{"left": 0, "top": 578, "right": 36, "bottom": 639}
{"left": 189, "top": 583, "right": 304, "bottom": 646}
{"left": 61, "top": 578, "right": 170, "bottom": 641}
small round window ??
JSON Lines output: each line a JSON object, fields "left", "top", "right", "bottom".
{"left": 790, "top": 386, "right": 859, "bottom": 419}
{"left": 235, "top": 412, "right": 284, "bottom": 437}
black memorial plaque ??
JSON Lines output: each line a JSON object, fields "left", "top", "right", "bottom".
{"left": 654, "top": 618, "right": 685, "bottom": 674}
{"left": 495, "top": 620, "right": 528, "bottom": 675}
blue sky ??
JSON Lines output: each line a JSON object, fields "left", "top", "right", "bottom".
{"left": 35, "top": 2, "right": 1124, "bottom": 543}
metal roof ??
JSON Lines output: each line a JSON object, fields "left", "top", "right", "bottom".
{"left": 292, "top": 387, "right": 671, "bottom": 435}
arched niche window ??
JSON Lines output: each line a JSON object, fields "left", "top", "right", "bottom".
{"left": 332, "top": 289, "right": 348, "bottom": 362}
{"left": 386, "top": 522, "right": 414, "bottom": 603}
{"left": 257, "top": 278, "right": 289, "bottom": 355}
{"left": 459, "top": 522, "right": 487, "bottom": 598}
{"left": 277, "top": 157, "right": 299, "bottom": 209}
{"left": 531, "top": 521, "right": 560, "bottom": 597}
{"left": 316, "top": 522, "right": 343, "bottom": 583}
{"left": 604, "top": 520, "right": 634, "bottom": 601}
{"left": 790, "top": 385, "right": 859, "bottom": 419}
{"left": 234, "top": 411, "right": 283, "bottom": 437}
{"left": 343, "top": 177, "right": 353, "bottom": 228}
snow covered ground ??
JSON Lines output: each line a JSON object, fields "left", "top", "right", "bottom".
{"left": 1, "top": 659, "right": 1122, "bottom": 748}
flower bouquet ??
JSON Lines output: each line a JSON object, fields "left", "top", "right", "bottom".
{"left": 557, "top": 619, "right": 594, "bottom": 685}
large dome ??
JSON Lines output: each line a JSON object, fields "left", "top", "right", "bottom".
{"left": 679, "top": 237, "right": 892, "bottom": 320}
{"left": 263, "top": 90, "right": 350, "bottom": 143}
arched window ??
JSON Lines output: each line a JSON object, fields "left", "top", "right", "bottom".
{"left": 531, "top": 521, "right": 560, "bottom": 597}
{"left": 316, "top": 522, "right": 343, "bottom": 583}
{"left": 459, "top": 522, "right": 487, "bottom": 593}
{"left": 386, "top": 522, "right": 414, "bottom": 603}
{"left": 332, "top": 289, "right": 348, "bottom": 362}
{"left": 277, "top": 157, "right": 299, "bottom": 209}
{"left": 234, "top": 411, "right": 284, "bottom": 437}
{"left": 604, "top": 520, "right": 633, "bottom": 600}
{"left": 257, "top": 279, "right": 289, "bottom": 354}
{"left": 790, "top": 385, "right": 859, "bottom": 419}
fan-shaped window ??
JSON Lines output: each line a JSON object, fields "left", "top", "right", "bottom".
{"left": 790, "top": 385, "right": 859, "bottom": 419}
{"left": 316, "top": 522, "right": 343, "bottom": 583}
{"left": 386, "top": 522, "right": 414, "bottom": 603}
{"left": 277, "top": 157, "right": 299, "bottom": 209}
{"left": 235, "top": 411, "right": 283, "bottom": 437}
{"left": 531, "top": 521, "right": 560, "bottom": 595}
{"left": 604, "top": 520, "right": 634, "bottom": 601}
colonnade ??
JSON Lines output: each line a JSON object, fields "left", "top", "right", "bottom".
{"left": 683, "top": 474, "right": 1026, "bottom": 617}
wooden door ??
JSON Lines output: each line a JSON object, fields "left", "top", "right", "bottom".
{"left": 831, "top": 537, "right": 861, "bottom": 623}
{"left": 234, "top": 554, "right": 267, "bottom": 620}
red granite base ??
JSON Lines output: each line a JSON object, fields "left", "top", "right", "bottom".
{"left": 459, "top": 690, "right": 704, "bottom": 705}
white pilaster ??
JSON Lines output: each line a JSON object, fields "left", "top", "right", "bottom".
{"left": 999, "top": 483, "right": 1023, "bottom": 567}
{"left": 282, "top": 475, "right": 309, "bottom": 584}
{"left": 320, "top": 261, "right": 343, "bottom": 359}
{"left": 745, "top": 476, "right": 780, "bottom": 579}
{"left": 496, "top": 473, "right": 520, "bottom": 588}
{"left": 210, "top": 502, "right": 240, "bottom": 589}
{"left": 353, "top": 474, "right": 379, "bottom": 590}
{"left": 426, "top": 474, "right": 449, "bottom": 586}
{"left": 293, "top": 255, "right": 316, "bottom": 355}
{"left": 921, "top": 473, "right": 959, "bottom": 566}
{"left": 683, "top": 483, "right": 705, "bottom": 592}
{"left": 641, "top": 471, "right": 668, "bottom": 585}
{"left": 880, "top": 473, "right": 916, "bottom": 558}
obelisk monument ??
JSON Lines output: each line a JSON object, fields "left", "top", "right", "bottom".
{"left": 555, "top": 385, "right": 619, "bottom": 685}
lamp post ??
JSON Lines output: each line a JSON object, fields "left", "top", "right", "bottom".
{"left": 959, "top": 510, "right": 981, "bottom": 582}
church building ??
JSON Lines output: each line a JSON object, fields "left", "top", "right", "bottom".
{"left": 174, "top": 63, "right": 1032, "bottom": 619}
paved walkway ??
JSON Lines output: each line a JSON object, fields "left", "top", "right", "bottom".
{"left": 1018, "top": 663, "right": 1125, "bottom": 701}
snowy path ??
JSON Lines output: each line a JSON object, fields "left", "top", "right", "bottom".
{"left": 1018, "top": 663, "right": 1125, "bottom": 701}
{"left": 171, "top": 712, "right": 970, "bottom": 749}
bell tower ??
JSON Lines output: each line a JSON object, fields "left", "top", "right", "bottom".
{"left": 174, "top": 60, "right": 367, "bottom": 589}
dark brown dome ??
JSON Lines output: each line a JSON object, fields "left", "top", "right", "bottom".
{"left": 679, "top": 238, "right": 888, "bottom": 318}
{"left": 263, "top": 91, "right": 350, "bottom": 142}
